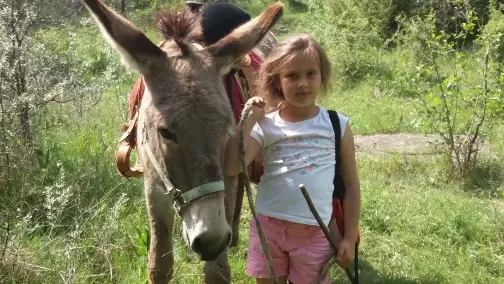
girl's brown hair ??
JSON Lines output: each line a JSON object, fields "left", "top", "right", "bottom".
{"left": 258, "top": 34, "right": 331, "bottom": 111}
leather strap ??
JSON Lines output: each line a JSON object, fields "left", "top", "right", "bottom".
{"left": 116, "top": 77, "right": 145, "bottom": 177}
{"left": 142, "top": 126, "right": 225, "bottom": 214}
{"left": 180, "top": 181, "right": 225, "bottom": 206}
{"left": 116, "top": 142, "right": 144, "bottom": 178}
{"left": 115, "top": 41, "right": 168, "bottom": 178}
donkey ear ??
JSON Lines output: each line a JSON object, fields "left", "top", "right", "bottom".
{"left": 204, "top": 2, "right": 283, "bottom": 75}
{"left": 82, "top": 0, "right": 164, "bottom": 75}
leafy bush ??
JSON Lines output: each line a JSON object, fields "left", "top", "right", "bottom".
{"left": 390, "top": 7, "right": 504, "bottom": 176}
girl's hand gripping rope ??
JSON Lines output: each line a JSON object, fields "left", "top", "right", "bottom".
{"left": 241, "top": 97, "right": 266, "bottom": 122}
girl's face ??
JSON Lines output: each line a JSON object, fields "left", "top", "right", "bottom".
{"left": 277, "top": 53, "right": 322, "bottom": 108}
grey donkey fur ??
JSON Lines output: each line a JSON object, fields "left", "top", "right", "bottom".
{"left": 81, "top": 0, "right": 283, "bottom": 283}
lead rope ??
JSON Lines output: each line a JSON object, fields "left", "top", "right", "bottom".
{"left": 239, "top": 105, "right": 279, "bottom": 284}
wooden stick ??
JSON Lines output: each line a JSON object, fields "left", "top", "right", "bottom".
{"left": 239, "top": 106, "right": 278, "bottom": 284}
{"left": 299, "top": 184, "right": 356, "bottom": 284}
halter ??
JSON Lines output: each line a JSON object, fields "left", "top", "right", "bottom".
{"left": 141, "top": 121, "right": 235, "bottom": 214}
{"left": 118, "top": 41, "right": 240, "bottom": 213}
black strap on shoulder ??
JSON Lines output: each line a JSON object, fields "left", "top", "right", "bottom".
{"left": 327, "top": 110, "right": 345, "bottom": 202}
{"left": 328, "top": 110, "right": 359, "bottom": 284}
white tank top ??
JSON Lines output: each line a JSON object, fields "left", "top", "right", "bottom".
{"left": 251, "top": 106, "right": 349, "bottom": 226}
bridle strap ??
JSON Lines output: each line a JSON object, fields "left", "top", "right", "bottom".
{"left": 179, "top": 181, "right": 225, "bottom": 206}
{"left": 142, "top": 124, "right": 225, "bottom": 213}
{"left": 142, "top": 136, "right": 178, "bottom": 196}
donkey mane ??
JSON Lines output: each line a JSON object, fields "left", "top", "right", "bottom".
{"left": 156, "top": 9, "right": 202, "bottom": 54}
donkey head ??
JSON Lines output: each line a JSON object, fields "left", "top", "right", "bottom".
{"left": 82, "top": 0, "right": 283, "bottom": 261}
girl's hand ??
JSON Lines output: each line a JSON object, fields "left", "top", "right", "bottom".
{"left": 244, "top": 97, "right": 265, "bottom": 122}
{"left": 335, "top": 238, "right": 356, "bottom": 268}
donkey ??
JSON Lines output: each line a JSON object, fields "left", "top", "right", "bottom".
{"left": 81, "top": 0, "right": 283, "bottom": 283}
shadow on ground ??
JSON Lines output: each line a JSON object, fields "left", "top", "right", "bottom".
{"left": 329, "top": 258, "right": 446, "bottom": 284}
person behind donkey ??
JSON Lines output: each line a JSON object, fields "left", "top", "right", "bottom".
{"left": 185, "top": 0, "right": 205, "bottom": 14}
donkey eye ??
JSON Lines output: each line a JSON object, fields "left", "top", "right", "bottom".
{"left": 158, "top": 128, "right": 177, "bottom": 142}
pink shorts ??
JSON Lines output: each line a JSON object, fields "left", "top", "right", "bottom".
{"left": 246, "top": 214, "right": 331, "bottom": 284}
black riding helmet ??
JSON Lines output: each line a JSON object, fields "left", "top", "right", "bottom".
{"left": 201, "top": 2, "right": 251, "bottom": 45}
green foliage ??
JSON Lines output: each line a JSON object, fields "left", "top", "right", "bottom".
{"left": 136, "top": 226, "right": 150, "bottom": 257}
{"left": 385, "top": 6, "right": 504, "bottom": 176}
{"left": 477, "top": 4, "right": 504, "bottom": 121}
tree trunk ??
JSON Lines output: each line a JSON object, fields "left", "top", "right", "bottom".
{"left": 19, "top": 103, "right": 31, "bottom": 145}
{"left": 121, "top": 0, "right": 126, "bottom": 14}
{"left": 0, "top": 78, "right": 10, "bottom": 187}
{"left": 9, "top": 0, "right": 31, "bottom": 145}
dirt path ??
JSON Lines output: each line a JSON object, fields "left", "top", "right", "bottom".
{"left": 354, "top": 133, "right": 490, "bottom": 155}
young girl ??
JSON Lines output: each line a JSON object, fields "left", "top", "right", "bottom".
{"left": 224, "top": 34, "right": 361, "bottom": 284}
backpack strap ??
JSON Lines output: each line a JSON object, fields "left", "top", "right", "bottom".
{"left": 327, "top": 110, "right": 346, "bottom": 202}
{"left": 328, "top": 110, "right": 361, "bottom": 283}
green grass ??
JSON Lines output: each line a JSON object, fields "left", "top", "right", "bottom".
{"left": 320, "top": 80, "right": 419, "bottom": 135}
{"left": 6, "top": 155, "right": 504, "bottom": 283}
{"left": 356, "top": 155, "right": 504, "bottom": 284}
{"left": 4, "top": 153, "right": 503, "bottom": 283}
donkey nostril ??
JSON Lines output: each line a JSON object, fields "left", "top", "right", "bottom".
{"left": 191, "top": 236, "right": 203, "bottom": 254}
{"left": 226, "top": 232, "right": 232, "bottom": 246}
{"left": 191, "top": 231, "right": 232, "bottom": 259}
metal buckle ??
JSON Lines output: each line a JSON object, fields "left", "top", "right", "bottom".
{"left": 172, "top": 189, "right": 186, "bottom": 215}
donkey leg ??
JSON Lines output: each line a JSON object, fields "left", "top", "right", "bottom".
{"left": 224, "top": 175, "right": 238, "bottom": 244}
{"left": 145, "top": 185, "right": 175, "bottom": 284}
{"left": 230, "top": 173, "right": 244, "bottom": 247}
{"left": 204, "top": 249, "right": 231, "bottom": 284}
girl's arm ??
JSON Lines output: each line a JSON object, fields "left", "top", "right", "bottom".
{"left": 223, "top": 98, "right": 264, "bottom": 176}
{"left": 340, "top": 124, "right": 361, "bottom": 242}
{"left": 223, "top": 118, "right": 262, "bottom": 176}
